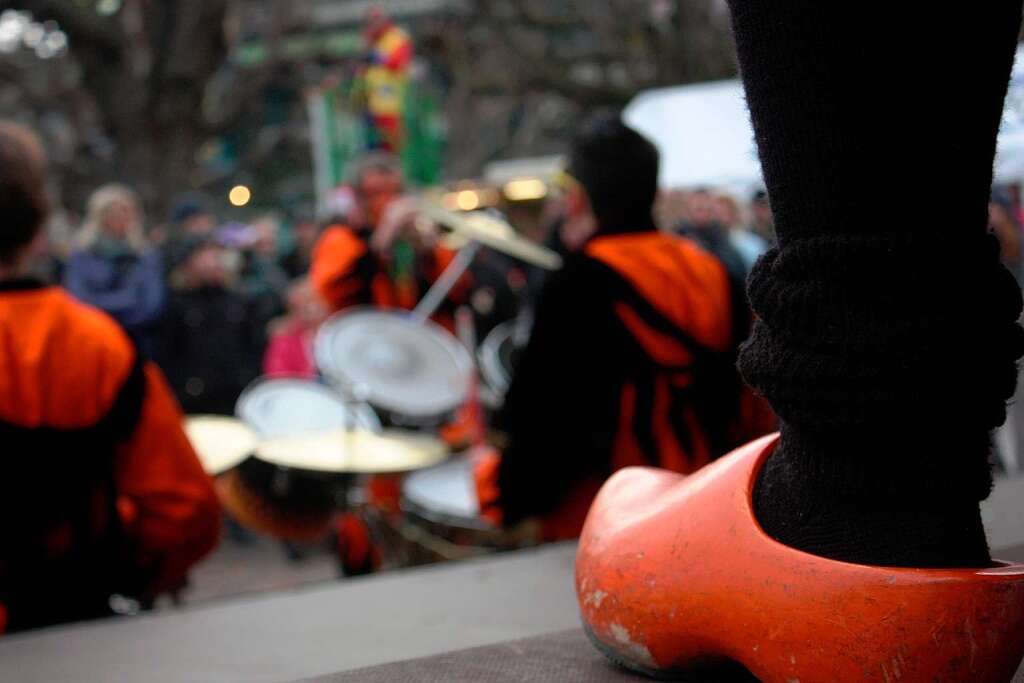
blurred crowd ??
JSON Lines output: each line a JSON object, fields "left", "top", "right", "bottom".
{"left": 28, "top": 162, "right": 1024, "bottom": 424}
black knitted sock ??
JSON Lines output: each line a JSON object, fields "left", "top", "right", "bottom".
{"left": 727, "top": 2, "right": 1024, "bottom": 568}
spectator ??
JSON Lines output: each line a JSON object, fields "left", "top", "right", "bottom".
{"left": 156, "top": 237, "right": 263, "bottom": 415}
{"left": 168, "top": 195, "right": 217, "bottom": 238}
{"left": 675, "top": 187, "right": 748, "bottom": 280}
{"left": 281, "top": 215, "right": 321, "bottom": 279}
{"left": 991, "top": 188, "right": 1022, "bottom": 284}
{"left": 238, "top": 215, "right": 288, "bottom": 336}
{"left": 749, "top": 188, "right": 776, "bottom": 244}
{"left": 64, "top": 185, "right": 164, "bottom": 358}
{"left": 714, "top": 192, "right": 768, "bottom": 271}
{"left": 263, "top": 278, "right": 327, "bottom": 378}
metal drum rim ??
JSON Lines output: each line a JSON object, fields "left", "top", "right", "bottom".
{"left": 235, "top": 374, "right": 383, "bottom": 436}
{"left": 314, "top": 307, "right": 474, "bottom": 419}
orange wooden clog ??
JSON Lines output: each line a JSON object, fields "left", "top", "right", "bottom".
{"left": 577, "top": 435, "right": 1024, "bottom": 682}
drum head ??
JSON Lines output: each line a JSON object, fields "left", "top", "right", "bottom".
{"left": 315, "top": 309, "right": 473, "bottom": 421}
{"left": 402, "top": 458, "right": 483, "bottom": 528}
{"left": 184, "top": 416, "right": 258, "bottom": 475}
{"left": 236, "top": 377, "right": 380, "bottom": 438}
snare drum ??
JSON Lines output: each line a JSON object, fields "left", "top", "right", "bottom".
{"left": 373, "top": 457, "right": 532, "bottom": 566}
{"left": 236, "top": 377, "right": 380, "bottom": 437}
{"left": 315, "top": 309, "right": 473, "bottom": 429}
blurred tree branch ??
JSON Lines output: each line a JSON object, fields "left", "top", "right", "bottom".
{"left": 429, "top": 0, "right": 736, "bottom": 176}
{"left": 2, "top": 0, "right": 289, "bottom": 216}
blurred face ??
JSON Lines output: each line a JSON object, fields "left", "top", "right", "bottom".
{"left": 188, "top": 245, "right": 228, "bottom": 286}
{"left": 560, "top": 184, "right": 598, "bottom": 252}
{"left": 686, "top": 191, "right": 716, "bottom": 228}
{"left": 288, "top": 282, "right": 328, "bottom": 328}
{"left": 752, "top": 200, "right": 773, "bottom": 225}
{"left": 359, "top": 167, "right": 402, "bottom": 227}
{"left": 184, "top": 212, "right": 217, "bottom": 236}
{"left": 294, "top": 220, "right": 319, "bottom": 250}
{"left": 713, "top": 197, "right": 741, "bottom": 229}
{"left": 253, "top": 219, "right": 279, "bottom": 257}
{"left": 103, "top": 200, "right": 138, "bottom": 240}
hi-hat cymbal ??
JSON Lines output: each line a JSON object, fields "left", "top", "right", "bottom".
{"left": 418, "top": 203, "right": 563, "bottom": 271}
{"left": 185, "top": 416, "right": 257, "bottom": 475}
{"left": 254, "top": 429, "right": 449, "bottom": 474}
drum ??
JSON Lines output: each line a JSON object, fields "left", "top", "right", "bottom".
{"left": 477, "top": 320, "right": 523, "bottom": 405}
{"left": 315, "top": 309, "right": 474, "bottom": 428}
{"left": 372, "top": 457, "right": 533, "bottom": 566}
{"left": 220, "top": 378, "right": 380, "bottom": 543}
{"left": 216, "top": 461, "right": 340, "bottom": 543}
{"left": 236, "top": 377, "right": 380, "bottom": 438}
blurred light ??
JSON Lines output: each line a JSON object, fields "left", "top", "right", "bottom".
{"left": 21, "top": 22, "right": 43, "bottom": 48}
{"left": 454, "top": 190, "right": 481, "bottom": 211}
{"left": 442, "top": 187, "right": 504, "bottom": 212}
{"left": 228, "top": 185, "right": 252, "bottom": 207}
{"left": 96, "top": 0, "right": 123, "bottom": 17}
{"left": 0, "top": 11, "right": 29, "bottom": 53}
{"left": 503, "top": 178, "right": 548, "bottom": 202}
{"left": 0, "top": 10, "right": 67, "bottom": 58}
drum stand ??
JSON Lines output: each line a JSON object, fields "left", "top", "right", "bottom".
{"left": 411, "top": 242, "right": 482, "bottom": 323}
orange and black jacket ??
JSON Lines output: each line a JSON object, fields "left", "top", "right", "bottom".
{"left": 489, "top": 227, "right": 773, "bottom": 539}
{"left": 311, "top": 224, "right": 466, "bottom": 319}
{"left": 0, "top": 280, "right": 220, "bottom": 632}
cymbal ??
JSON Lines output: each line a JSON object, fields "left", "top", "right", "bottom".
{"left": 254, "top": 429, "right": 449, "bottom": 474}
{"left": 418, "top": 203, "right": 563, "bottom": 271}
{"left": 185, "top": 416, "right": 257, "bottom": 475}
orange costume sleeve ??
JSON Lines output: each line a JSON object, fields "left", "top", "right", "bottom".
{"left": 115, "top": 363, "right": 221, "bottom": 596}
{"left": 312, "top": 225, "right": 401, "bottom": 312}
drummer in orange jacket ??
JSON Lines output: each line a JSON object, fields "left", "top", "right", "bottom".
{"left": 0, "top": 122, "right": 220, "bottom": 633}
{"left": 476, "top": 113, "right": 775, "bottom": 541}
{"left": 310, "top": 153, "right": 466, "bottom": 321}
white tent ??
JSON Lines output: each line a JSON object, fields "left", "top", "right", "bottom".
{"left": 995, "top": 45, "right": 1024, "bottom": 184}
{"left": 623, "top": 79, "right": 762, "bottom": 193}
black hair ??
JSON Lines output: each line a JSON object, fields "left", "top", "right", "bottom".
{"left": 568, "top": 111, "right": 659, "bottom": 233}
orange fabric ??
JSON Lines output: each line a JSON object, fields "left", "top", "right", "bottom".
{"left": 441, "top": 371, "right": 484, "bottom": 450}
{"left": 538, "top": 477, "right": 605, "bottom": 542}
{"left": 0, "top": 288, "right": 219, "bottom": 599}
{"left": 335, "top": 512, "right": 380, "bottom": 573}
{"left": 366, "top": 475, "right": 404, "bottom": 513}
{"left": 115, "top": 363, "right": 221, "bottom": 595}
{"left": 593, "top": 232, "right": 728, "bottom": 481}
{"left": 585, "top": 232, "right": 733, "bottom": 356}
{"left": 473, "top": 448, "right": 503, "bottom": 526}
{"left": 311, "top": 226, "right": 468, "bottom": 320}
{"left": 311, "top": 226, "right": 375, "bottom": 312}
{"left": 578, "top": 435, "right": 1024, "bottom": 682}
{"left": 482, "top": 233, "right": 738, "bottom": 539}
{"left": 0, "top": 288, "right": 135, "bottom": 428}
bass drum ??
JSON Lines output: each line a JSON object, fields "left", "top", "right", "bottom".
{"left": 315, "top": 308, "right": 473, "bottom": 429}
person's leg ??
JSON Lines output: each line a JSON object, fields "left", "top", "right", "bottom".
{"left": 730, "top": 1, "right": 1024, "bottom": 568}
